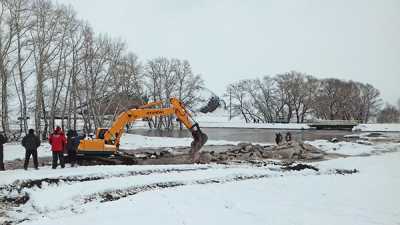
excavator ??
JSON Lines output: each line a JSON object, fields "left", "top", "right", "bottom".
{"left": 77, "top": 98, "right": 208, "bottom": 162}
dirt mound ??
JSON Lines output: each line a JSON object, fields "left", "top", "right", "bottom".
{"left": 204, "top": 141, "right": 327, "bottom": 164}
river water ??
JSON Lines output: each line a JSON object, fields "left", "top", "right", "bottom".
{"left": 129, "top": 127, "right": 358, "bottom": 143}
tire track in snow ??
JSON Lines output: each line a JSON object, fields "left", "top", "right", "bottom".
{"left": 85, "top": 174, "right": 271, "bottom": 203}
{"left": 2, "top": 164, "right": 359, "bottom": 225}
{"left": 0, "top": 166, "right": 213, "bottom": 193}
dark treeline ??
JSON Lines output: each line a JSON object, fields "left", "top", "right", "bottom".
{"left": 225, "top": 71, "right": 386, "bottom": 123}
{"left": 0, "top": 0, "right": 204, "bottom": 138}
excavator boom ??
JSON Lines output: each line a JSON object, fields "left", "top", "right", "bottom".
{"left": 78, "top": 98, "right": 208, "bottom": 162}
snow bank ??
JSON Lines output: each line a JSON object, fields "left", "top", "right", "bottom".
{"left": 0, "top": 164, "right": 211, "bottom": 186}
{"left": 353, "top": 123, "right": 400, "bottom": 132}
{"left": 13, "top": 151, "right": 400, "bottom": 225}
{"left": 306, "top": 139, "right": 400, "bottom": 156}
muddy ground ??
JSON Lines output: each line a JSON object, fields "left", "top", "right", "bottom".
{"left": 4, "top": 141, "right": 345, "bottom": 170}
{"left": 5, "top": 131, "right": 399, "bottom": 170}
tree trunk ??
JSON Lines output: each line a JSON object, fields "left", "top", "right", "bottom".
{"left": 1, "top": 66, "right": 9, "bottom": 134}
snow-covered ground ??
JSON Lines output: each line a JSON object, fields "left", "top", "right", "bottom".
{"left": 353, "top": 123, "right": 400, "bottom": 132}
{"left": 1, "top": 150, "right": 399, "bottom": 225}
{"left": 306, "top": 139, "right": 400, "bottom": 156}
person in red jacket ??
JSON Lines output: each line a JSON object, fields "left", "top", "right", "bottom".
{"left": 49, "top": 126, "right": 66, "bottom": 169}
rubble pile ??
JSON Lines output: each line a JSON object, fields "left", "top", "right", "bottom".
{"left": 205, "top": 141, "right": 326, "bottom": 163}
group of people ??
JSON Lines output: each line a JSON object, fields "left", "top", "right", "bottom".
{"left": 0, "top": 126, "right": 80, "bottom": 171}
{"left": 275, "top": 132, "right": 292, "bottom": 145}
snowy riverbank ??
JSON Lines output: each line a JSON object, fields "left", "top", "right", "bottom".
{"left": 352, "top": 123, "right": 400, "bottom": 132}
{"left": 1, "top": 150, "right": 399, "bottom": 225}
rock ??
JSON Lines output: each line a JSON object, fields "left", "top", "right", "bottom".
{"left": 249, "top": 151, "right": 262, "bottom": 160}
{"left": 365, "top": 132, "right": 384, "bottom": 137}
{"left": 261, "top": 151, "right": 273, "bottom": 158}
{"left": 302, "top": 153, "right": 324, "bottom": 160}
{"left": 199, "top": 152, "right": 212, "bottom": 163}
{"left": 217, "top": 154, "right": 228, "bottom": 161}
{"left": 238, "top": 142, "right": 251, "bottom": 149}
{"left": 282, "top": 163, "right": 319, "bottom": 171}
{"left": 330, "top": 138, "right": 339, "bottom": 143}
{"left": 244, "top": 145, "right": 253, "bottom": 152}
{"left": 335, "top": 169, "right": 359, "bottom": 175}
{"left": 277, "top": 148, "right": 301, "bottom": 159}
{"left": 356, "top": 140, "right": 372, "bottom": 145}
{"left": 301, "top": 143, "right": 324, "bottom": 153}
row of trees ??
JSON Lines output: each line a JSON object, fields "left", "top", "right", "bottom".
{"left": 0, "top": 0, "right": 204, "bottom": 137}
{"left": 377, "top": 103, "right": 400, "bottom": 123}
{"left": 226, "top": 71, "right": 384, "bottom": 123}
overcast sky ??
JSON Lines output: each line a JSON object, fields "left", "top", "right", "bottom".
{"left": 57, "top": 0, "right": 399, "bottom": 104}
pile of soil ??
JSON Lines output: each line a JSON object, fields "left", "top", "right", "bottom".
{"left": 203, "top": 141, "right": 327, "bottom": 164}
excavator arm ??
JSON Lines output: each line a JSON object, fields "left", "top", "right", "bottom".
{"left": 78, "top": 98, "right": 208, "bottom": 162}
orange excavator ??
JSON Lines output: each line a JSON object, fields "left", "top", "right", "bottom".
{"left": 77, "top": 98, "right": 208, "bottom": 161}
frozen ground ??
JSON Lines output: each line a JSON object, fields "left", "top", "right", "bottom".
{"left": 306, "top": 139, "right": 400, "bottom": 156}
{"left": 1, "top": 149, "right": 399, "bottom": 225}
{"left": 2, "top": 125, "right": 400, "bottom": 225}
{"left": 353, "top": 123, "right": 400, "bottom": 132}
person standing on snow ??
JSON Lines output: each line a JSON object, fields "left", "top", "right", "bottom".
{"left": 49, "top": 126, "right": 66, "bottom": 169}
{"left": 0, "top": 132, "right": 8, "bottom": 171}
{"left": 275, "top": 132, "right": 283, "bottom": 145}
{"left": 66, "top": 129, "right": 79, "bottom": 167}
{"left": 285, "top": 132, "right": 292, "bottom": 144}
{"left": 22, "top": 129, "right": 41, "bottom": 170}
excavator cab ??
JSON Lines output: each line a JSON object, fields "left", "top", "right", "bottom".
{"left": 96, "top": 128, "right": 108, "bottom": 139}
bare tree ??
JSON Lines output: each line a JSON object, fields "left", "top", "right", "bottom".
{"left": 30, "top": 0, "right": 64, "bottom": 138}
{"left": 8, "top": 0, "right": 33, "bottom": 135}
{"left": 173, "top": 59, "right": 204, "bottom": 129}
{"left": 144, "top": 57, "right": 204, "bottom": 129}
{"left": 377, "top": 104, "right": 400, "bottom": 123}
{"left": 227, "top": 73, "right": 381, "bottom": 123}
{"left": 0, "top": 0, "right": 17, "bottom": 134}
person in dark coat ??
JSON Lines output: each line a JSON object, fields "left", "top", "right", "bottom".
{"left": 285, "top": 132, "right": 292, "bottom": 143}
{"left": 275, "top": 133, "right": 283, "bottom": 145}
{"left": 0, "top": 132, "right": 8, "bottom": 171}
{"left": 66, "top": 130, "right": 79, "bottom": 167}
{"left": 22, "top": 129, "right": 41, "bottom": 170}
{"left": 49, "top": 126, "right": 66, "bottom": 169}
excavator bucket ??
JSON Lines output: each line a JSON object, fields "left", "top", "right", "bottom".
{"left": 190, "top": 129, "right": 208, "bottom": 163}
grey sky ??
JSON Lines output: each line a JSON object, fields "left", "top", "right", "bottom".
{"left": 57, "top": 0, "right": 400, "bottom": 104}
